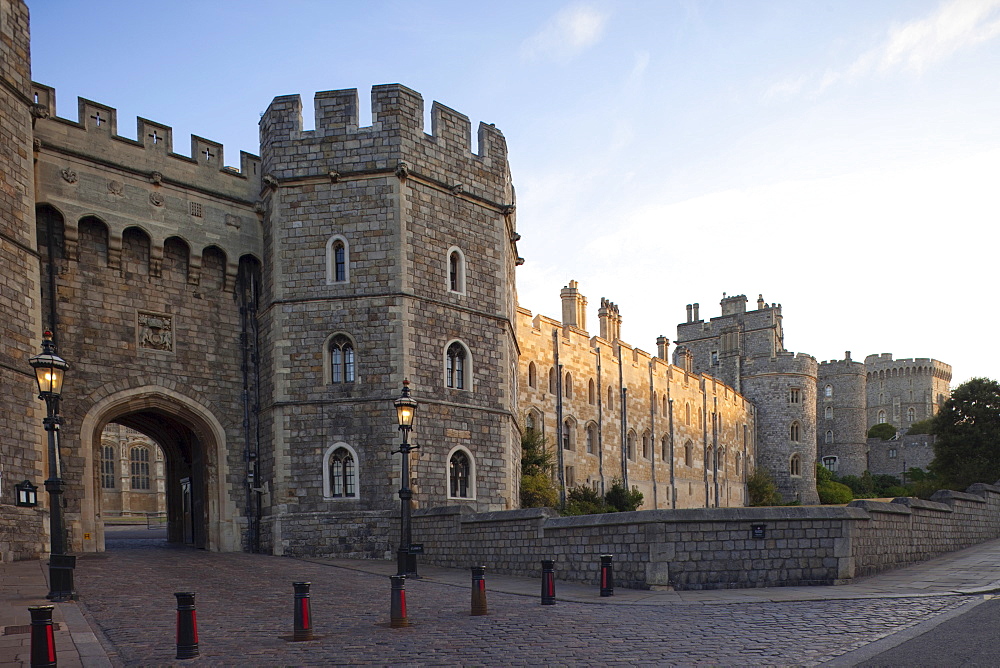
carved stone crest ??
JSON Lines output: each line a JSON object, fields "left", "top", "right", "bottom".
{"left": 138, "top": 312, "right": 173, "bottom": 352}
{"left": 61, "top": 168, "right": 78, "bottom": 183}
{"left": 107, "top": 180, "right": 124, "bottom": 196}
{"left": 254, "top": 201, "right": 266, "bottom": 215}
{"left": 451, "top": 183, "right": 464, "bottom": 196}
{"left": 149, "top": 192, "right": 164, "bottom": 207}
{"left": 33, "top": 138, "right": 41, "bottom": 153}
{"left": 225, "top": 214, "right": 241, "bottom": 229}
{"left": 149, "top": 171, "right": 163, "bottom": 185}
{"left": 395, "top": 161, "right": 410, "bottom": 179}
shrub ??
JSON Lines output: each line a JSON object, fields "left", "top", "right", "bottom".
{"left": 907, "top": 418, "right": 934, "bottom": 435}
{"left": 521, "top": 472, "right": 559, "bottom": 508}
{"left": 817, "top": 480, "right": 853, "bottom": 504}
{"left": 563, "top": 485, "right": 607, "bottom": 516}
{"left": 816, "top": 463, "right": 833, "bottom": 483}
{"left": 605, "top": 478, "right": 643, "bottom": 512}
{"left": 748, "top": 467, "right": 783, "bottom": 506}
{"left": 881, "top": 485, "right": 910, "bottom": 498}
{"left": 867, "top": 423, "right": 897, "bottom": 440}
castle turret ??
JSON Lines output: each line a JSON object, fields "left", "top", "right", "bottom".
{"left": 656, "top": 335, "right": 669, "bottom": 361}
{"left": 818, "top": 352, "right": 867, "bottom": 477}
{"left": 258, "top": 85, "right": 518, "bottom": 556}
{"left": 560, "top": 280, "right": 587, "bottom": 331}
{"left": 741, "top": 352, "right": 820, "bottom": 504}
{"left": 598, "top": 298, "right": 621, "bottom": 342}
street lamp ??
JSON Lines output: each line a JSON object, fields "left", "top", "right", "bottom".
{"left": 28, "top": 330, "right": 75, "bottom": 601}
{"left": 392, "top": 380, "right": 419, "bottom": 577}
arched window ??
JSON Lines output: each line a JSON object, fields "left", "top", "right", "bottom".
{"left": 707, "top": 446, "right": 714, "bottom": 472}
{"left": 662, "top": 396, "right": 668, "bottom": 417}
{"left": 130, "top": 446, "right": 150, "bottom": 490}
{"left": 642, "top": 432, "right": 651, "bottom": 459}
{"left": 790, "top": 453, "right": 801, "bottom": 477}
{"left": 586, "top": 424, "right": 597, "bottom": 454}
{"left": 445, "top": 341, "right": 471, "bottom": 390}
{"left": 685, "top": 402, "right": 691, "bottom": 426}
{"left": 526, "top": 409, "right": 543, "bottom": 436}
{"left": 735, "top": 452, "right": 742, "bottom": 476}
{"left": 684, "top": 440, "right": 693, "bottom": 466}
{"left": 588, "top": 378, "right": 596, "bottom": 405}
{"left": 549, "top": 368, "right": 556, "bottom": 394}
{"left": 448, "top": 447, "right": 474, "bottom": 499}
{"left": 626, "top": 431, "right": 636, "bottom": 461}
{"left": 101, "top": 444, "right": 116, "bottom": 489}
{"left": 607, "top": 385, "right": 614, "bottom": 409}
{"left": 825, "top": 406, "right": 833, "bottom": 419}
{"left": 825, "top": 384, "right": 833, "bottom": 398}
{"left": 825, "top": 430, "right": 834, "bottom": 444}
{"left": 877, "top": 409, "right": 887, "bottom": 424}
{"left": 562, "top": 419, "right": 574, "bottom": 451}
{"left": 661, "top": 436, "right": 669, "bottom": 460}
{"left": 326, "top": 235, "right": 350, "bottom": 284}
{"left": 564, "top": 372, "right": 573, "bottom": 399}
{"left": 328, "top": 334, "right": 356, "bottom": 384}
{"left": 822, "top": 456, "right": 838, "bottom": 473}
{"left": 528, "top": 362, "right": 537, "bottom": 388}
{"left": 447, "top": 247, "right": 466, "bottom": 294}
{"left": 907, "top": 407, "right": 916, "bottom": 423}
{"left": 324, "top": 444, "right": 358, "bottom": 499}
{"left": 790, "top": 421, "right": 801, "bottom": 443}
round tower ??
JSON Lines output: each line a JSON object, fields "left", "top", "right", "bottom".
{"left": 817, "top": 352, "right": 867, "bottom": 477}
{"left": 741, "top": 352, "right": 819, "bottom": 504}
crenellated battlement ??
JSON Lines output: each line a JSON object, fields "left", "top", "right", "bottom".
{"left": 743, "top": 350, "right": 818, "bottom": 378}
{"left": 30, "top": 83, "right": 261, "bottom": 199}
{"left": 259, "top": 84, "right": 510, "bottom": 206}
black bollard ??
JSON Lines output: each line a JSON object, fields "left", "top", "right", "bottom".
{"left": 390, "top": 575, "right": 409, "bottom": 628}
{"left": 600, "top": 554, "right": 614, "bottom": 597}
{"left": 292, "top": 582, "right": 314, "bottom": 641}
{"left": 470, "top": 566, "right": 487, "bottom": 616}
{"left": 541, "top": 559, "right": 556, "bottom": 605}
{"left": 28, "top": 605, "right": 56, "bottom": 668}
{"left": 174, "top": 592, "right": 199, "bottom": 659}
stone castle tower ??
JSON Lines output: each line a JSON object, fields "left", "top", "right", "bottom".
{"left": 864, "top": 354, "right": 951, "bottom": 433}
{"left": 0, "top": 0, "right": 46, "bottom": 559}
{"left": 675, "top": 295, "right": 819, "bottom": 503}
{"left": 816, "top": 353, "right": 868, "bottom": 477}
{"left": 257, "top": 86, "right": 520, "bottom": 554}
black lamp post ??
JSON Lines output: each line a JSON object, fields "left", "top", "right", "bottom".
{"left": 28, "top": 330, "right": 75, "bottom": 601}
{"left": 393, "top": 380, "right": 419, "bottom": 577}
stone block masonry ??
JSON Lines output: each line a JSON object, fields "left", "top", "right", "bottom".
{"left": 411, "top": 481, "right": 1000, "bottom": 590}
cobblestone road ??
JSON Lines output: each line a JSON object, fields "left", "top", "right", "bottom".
{"left": 75, "top": 538, "right": 974, "bottom": 666}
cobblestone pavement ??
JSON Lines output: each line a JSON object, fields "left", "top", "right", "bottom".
{"left": 72, "top": 538, "right": 979, "bottom": 667}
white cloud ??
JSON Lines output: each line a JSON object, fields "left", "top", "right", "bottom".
{"left": 520, "top": 4, "right": 609, "bottom": 64}
{"left": 767, "top": 0, "right": 1000, "bottom": 98}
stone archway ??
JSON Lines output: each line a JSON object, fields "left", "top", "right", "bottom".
{"left": 77, "top": 386, "right": 237, "bottom": 553}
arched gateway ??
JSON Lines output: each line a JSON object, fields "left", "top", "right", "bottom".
{"left": 77, "top": 388, "right": 238, "bottom": 553}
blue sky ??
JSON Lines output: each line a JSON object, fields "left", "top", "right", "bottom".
{"left": 28, "top": 0, "right": 1000, "bottom": 385}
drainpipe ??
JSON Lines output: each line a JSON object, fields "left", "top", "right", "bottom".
{"left": 553, "top": 330, "right": 565, "bottom": 506}
{"left": 648, "top": 361, "right": 657, "bottom": 509}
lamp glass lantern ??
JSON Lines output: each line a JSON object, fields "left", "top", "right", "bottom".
{"left": 15, "top": 479, "right": 38, "bottom": 507}
{"left": 28, "top": 331, "right": 68, "bottom": 398}
{"left": 394, "top": 381, "right": 418, "bottom": 429}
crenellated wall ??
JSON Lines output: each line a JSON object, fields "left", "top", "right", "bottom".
{"left": 411, "top": 480, "right": 1000, "bottom": 590}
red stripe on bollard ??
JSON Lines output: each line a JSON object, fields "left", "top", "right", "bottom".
{"left": 471, "top": 566, "right": 488, "bottom": 616}
{"left": 541, "top": 559, "right": 556, "bottom": 605}
{"left": 29, "top": 605, "right": 56, "bottom": 668}
{"left": 174, "top": 592, "right": 199, "bottom": 660}
{"left": 390, "top": 575, "right": 409, "bottom": 628}
{"left": 600, "top": 554, "right": 614, "bottom": 597}
{"left": 292, "top": 582, "right": 314, "bottom": 641}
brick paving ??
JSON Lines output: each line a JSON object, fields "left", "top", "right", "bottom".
{"left": 68, "top": 540, "right": 973, "bottom": 666}
{"left": 9, "top": 530, "right": 1000, "bottom": 666}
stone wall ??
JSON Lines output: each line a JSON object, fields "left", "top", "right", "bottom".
{"left": 410, "top": 480, "right": 1000, "bottom": 590}
{"left": 0, "top": 0, "right": 46, "bottom": 561}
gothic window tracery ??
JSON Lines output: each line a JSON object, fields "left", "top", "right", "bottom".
{"left": 329, "top": 335, "right": 356, "bottom": 384}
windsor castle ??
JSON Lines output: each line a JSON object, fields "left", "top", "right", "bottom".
{"left": 1, "top": 0, "right": 949, "bottom": 561}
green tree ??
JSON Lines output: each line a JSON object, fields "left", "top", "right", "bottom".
{"left": 907, "top": 418, "right": 934, "bottom": 435}
{"left": 605, "top": 478, "right": 644, "bottom": 512}
{"left": 747, "top": 467, "right": 782, "bottom": 506}
{"left": 867, "top": 423, "right": 897, "bottom": 440}
{"left": 519, "top": 427, "right": 559, "bottom": 508}
{"left": 930, "top": 377, "right": 1000, "bottom": 490}
{"left": 562, "top": 485, "right": 608, "bottom": 516}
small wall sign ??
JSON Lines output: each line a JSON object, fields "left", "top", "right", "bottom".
{"left": 751, "top": 524, "right": 766, "bottom": 539}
